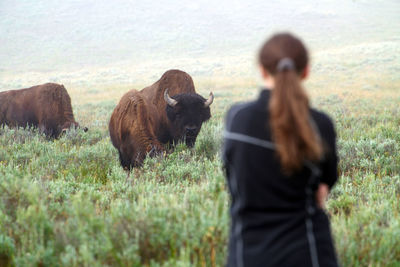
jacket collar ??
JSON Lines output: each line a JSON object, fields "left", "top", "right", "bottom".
{"left": 256, "top": 88, "right": 271, "bottom": 109}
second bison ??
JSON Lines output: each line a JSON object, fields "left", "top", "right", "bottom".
{"left": 109, "top": 69, "right": 214, "bottom": 169}
{"left": 0, "top": 83, "right": 85, "bottom": 138}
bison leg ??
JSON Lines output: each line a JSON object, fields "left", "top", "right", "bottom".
{"left": 118, "top": 150, "right": 132, "bottom": 170}
{"left": 38, "top": 123, "right": 57, "bottom": 139}
{"left": 148, "top": 143, "right": 163, "bottom": 158}
{"left": 122, "top": 139, "right": 163, "bottom": 170}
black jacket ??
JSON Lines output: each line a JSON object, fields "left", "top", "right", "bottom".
{"left": 223, "top": 89, "right": 339, "bottom": 267}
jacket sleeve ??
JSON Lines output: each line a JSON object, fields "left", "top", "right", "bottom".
{"left": 321, "top": 118, "right": 338, "bottom": 189}
{"left": 222, "top": 107, "right": 235, "bottom": 174}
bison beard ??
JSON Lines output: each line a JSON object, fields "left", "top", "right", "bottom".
{"left": 109, "top": 69, "right": 213, "bottom": 169}
{"left": 0, "top": 83, "right": 84, "bottom": 138}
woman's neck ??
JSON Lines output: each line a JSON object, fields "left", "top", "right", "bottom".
{"left": 263, "top": 77, "right": 275, "bottom": 90}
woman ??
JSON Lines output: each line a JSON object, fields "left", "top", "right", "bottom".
{"left": 223, "top": 33, "right": 339, "bottom": 267}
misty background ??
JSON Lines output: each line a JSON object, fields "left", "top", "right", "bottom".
{"left": 0, "top": 0, "right": 399, "bottom": 89}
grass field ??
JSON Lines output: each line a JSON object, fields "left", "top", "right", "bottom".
{"left": 1, "top": 0, "right": 400, "bottom": 265}
{"left": 1, "top": 39, "right": 400, "bottom": 266}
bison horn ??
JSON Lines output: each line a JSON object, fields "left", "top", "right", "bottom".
{"left": 164, "top": 89, "right": 178, "bottom": 107}
{"left": 204, "top": 92, "right": 214, "bottom": 107}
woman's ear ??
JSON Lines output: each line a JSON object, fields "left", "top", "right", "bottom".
{"left": 301, "top": 64, "right": 310, "bottom": 80}
{"left": 259, "top": 65, "right": 270, "bottom": 79}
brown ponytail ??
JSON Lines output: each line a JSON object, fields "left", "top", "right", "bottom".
{"left": 259, "top": 33, "right": 323, "bottom": 173}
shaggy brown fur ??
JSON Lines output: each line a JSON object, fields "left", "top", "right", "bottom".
{"left": 109, "top": 89, "right": 164, "bottom": 168}
{"left": 0, "top": 83, "right": 82, "bottom": 138}
{"left": 109, "top": 69, "right": 212, "bottom": 169}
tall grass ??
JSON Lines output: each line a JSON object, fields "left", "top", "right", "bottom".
{"left": 0, "top": 121, "right": 229, "bottom": 267}
{"left": 1, "top": 47, "right": 400, "bottom": 266}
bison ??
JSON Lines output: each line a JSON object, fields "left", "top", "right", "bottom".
{"left": 0, "top": 83, "right": 85, "bottom": 138}
{"left": 109, "top": 69, "right": 214, "bottom": 169}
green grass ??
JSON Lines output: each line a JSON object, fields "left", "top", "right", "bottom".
{"left": 0, "top": 121, "right": 229, "bottom": 267}
{"left": 1, "top": 44, "right": 400, "bottom": 266}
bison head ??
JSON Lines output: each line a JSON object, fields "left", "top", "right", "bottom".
{"left": 164, "top": 89, "right": 213, "bottom": 147}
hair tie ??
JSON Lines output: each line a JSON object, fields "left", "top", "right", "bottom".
{"left": 276, "top": 57, "right": 295, "bottom": 72}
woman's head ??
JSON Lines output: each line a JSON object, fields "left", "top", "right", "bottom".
{"left": 259, "top": 33, "right": 308, "bottom": 77}
{"left": 258, "top": 33, "right": 322, "bottom": 174}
